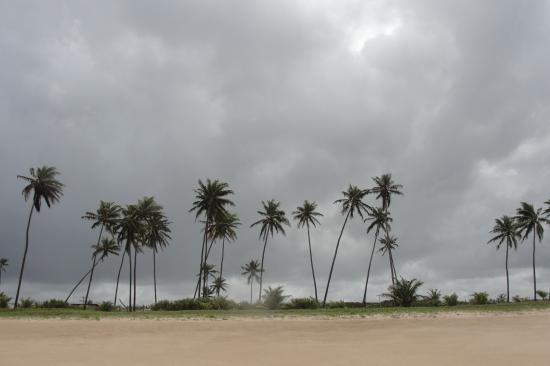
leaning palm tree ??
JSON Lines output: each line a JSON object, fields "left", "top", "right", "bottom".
{"left": 210, "top": 276, "right": 229, "bottom": 296}
{"left": 515, "top": 202, "right": 546, "bottom": 301}
{"left": 15, "top": 166, "right": 64, "bottom": 309}
{"left": 81, "top": 201, "right": 121, "bottom": 309}
{"left": 207, "top": 212, "right": 240, "bottom": 296}
{"left": 83, "top": 238, "right": 119, "bottom": 308}
{"left": 241, "top": 260, "right": 262, "bottom": 304}
{"left": 251, "top": 199, "right": 290, "bottom": 301}
{"left": 362, "top": 207, "right": 392, "bottom": 305}
{"left": 0, "top": 258, "right": 8, "bottom": 288}
{"left": 488, "top": 215, "right": 520, "bottom": 303}
{"left": 189, "top": 179, "right": 234, "bottom": 298}
{"left": 322, "top": 185, "right": 370, "bottom": 306}
{"left": 378, "top": 234, "right": 399, "bottom": 285}
{"left": 292, "top": 200, "right": 323, "bottom": 302}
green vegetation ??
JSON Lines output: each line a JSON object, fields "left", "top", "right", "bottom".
{"left": 262, "top": 286, "right": 288, "bottom": 309}
{"left": 0, "top": 292, "right": 11, "bottom": 308}
{"left": 383, "top": 278, "right": 423, "bottom": 307}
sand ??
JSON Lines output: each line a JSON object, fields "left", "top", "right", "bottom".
{"left": 1, "top": 312, "right": 549, "bottom": 365}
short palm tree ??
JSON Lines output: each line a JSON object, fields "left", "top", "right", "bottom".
{"left": 322, "top": 185, "right": 370, "bottom": 306}
{"left": 207, "top": 212, "right": 240, "bottom": 296}
{"left": 15, "top": 166, "right": 64, "bottom": 308}
{"left": 515, "top": 202, "right": 546, "bottom": 301}
{"left": 0, "top": 258, "right": 8, "bottom": 288}
{"left": 488, "top": 215, "right": 520, "bottom": 302}
{"left": 84, "top": 238, "right": 119, "bottom": 308}
{"left": 241, "top": 260, "right": 262, "bottom": 303}
{"left": 378, "top": 234, "right": 398, "bottom": 285}
{"left": 292, "top": 200, "right": 323, "bottom": 302}
{"left": 251, "top": 199, "right": 290, "bottom": 301}
{"left": 210, "top": 276, "right": 229, "bottom": 296}
{"left": 362, "top": 207, "right": 392, "bottom": 304}
{"left": 189, "top": 179, "right": 234, "bottom": 298}
{"left": 383, "top": 277, "right": 423, "bottom": 307}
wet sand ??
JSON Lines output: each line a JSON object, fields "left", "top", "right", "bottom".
{"left": 1, "top": 312, "right": 549, "bottom": 365}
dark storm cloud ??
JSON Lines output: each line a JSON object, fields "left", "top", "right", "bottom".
{"left": 1, "top": 0, "right": 549, "bottom": 303}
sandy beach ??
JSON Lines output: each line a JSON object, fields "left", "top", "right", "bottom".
{"left": 1, "top": 312, "right": 549, "bottom": 366}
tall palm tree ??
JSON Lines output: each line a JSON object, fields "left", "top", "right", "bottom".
{"left": 116, "top": 204, "right": 141, "bottom": 311}
{"left": 322, "top": 185, "right": 370, "bottom": 306}
{"left": 488, "top": 215, "right": 520, "bottom": 302}
{"left": 0, "top": 258, "right": 8, "bottom": 288}
{"left": 251, "top": 199, "right": 290, "bottom": 301}
{"left": 15, "top": 166, "right": 64, "bottom": 309}
{"left": 378, "top": 234, "right": 399, "bottom": 285}
{"left": 292, "top": 200, "right": 323, "bottom": 302}
{"left": 241, "top": 260, "right": 262, "bottom": 303}
{"left": 81, "top": 201, "right": 121, "bottom": 309}
{"left": 362, "top": 207, "right": 392, "bottom": 304}
{"left": 189, "top": 179, "right": 234, "bottom": 298}
{"left": 210, "top": 276, "right": 229, "bottom": 296}
{"left": 369, "top": 174, "right": 403, "bottom": 212}
{"left": 207, "top": 212, "right": 240, "bottom": 296}
{"left": 515, "top": 202, "right": 546, "bottom": 301}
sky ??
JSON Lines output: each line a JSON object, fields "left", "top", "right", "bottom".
{"left": 1, "top": 0, "right": 550, "bottom": 305}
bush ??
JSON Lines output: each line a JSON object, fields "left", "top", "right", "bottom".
{"left": 325, "top": 300, "right": 346, "bottom": 309}
{"left": 99, "top": 301, "right": 114, "bottom": 312}
{"left": 383, "top": 278, "right": 423, "bottom": 307}
{"left": 470, "top": 292, "right": 489, "bottom": 305}
{"left": 0, "top": 292, "right": 11, "bottom": 308}
{"left": 263, "top": 286, "right": 289, "bottom": 310}
{"left": 151, "top": 297, "right": 237, "bottom": 311}
{"left": 423, "top": 289, "right": 442, "bottom": 306}
{"left": 286, "top": 297, "right": 320, "bottom": 309}
{"left": 20, "top": 298, "right": 34, "bottom": 308}
{"left": 536, "top": 290, "right": 548, "bottom": 300}
{"left": 443, "top": 293, "right": 459, "bottom": 306}
{"left": 39, "top": 299, "right": 68, "bottom": 308}
{"left": 512, "top": 295, "right": 529, "bottom": 303}
{"left": 496, "top": 294, "right": 507, "bottom": 303}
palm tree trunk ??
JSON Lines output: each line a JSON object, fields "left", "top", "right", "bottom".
{"left": 114, "top": 250, "right": 125, "bottom": 306}
{"left": 505, "top": 243, "right": 510, "bottom": 303}
{"left": 362, "top": 229, "right": 379, "bottom": 305}
{"left": 322, "top": 210, "right": 351, "bottom": 307}
{"left": 218, "top": 237, "right": 226, "bottom": 297}
{"left": 14, "top": 205, "right": 34, "bottom": 309}
{"left": 306, "top": 223, "right": 319, "bottom": 302}
{"left": 153, "top": 249, "right": 157, "bottom": 305}
{"left": 133, "top": 248, "right": 137, "bottom": 311}
{"left": 128, "top": 245, "right": 132, "bottom": 312}
{"left": 532, "top": 233, "right": 537, "bottom": 301}
{"left": 203, "top": 237, "right": 216, "bottom": 297}
{"left": 258, "top": 236, "right": 269, "bottom": 302}
{"left": 194, "top": 218, "right": 209, "bottom": 299}
{"left": 83, "top": 255, "right": 97, "bottom": 310}
{"left": 389, "top": 249, "right": 397, "bottom": 285}
{"left": 65, "top": 266, "right": 95, "bottom": 303}
{"left": 250, "top": 281, "right": 253, "bottom": 304}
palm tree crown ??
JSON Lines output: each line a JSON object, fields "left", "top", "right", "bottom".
{"left": 369, "top": 174, "right": 403, "bottom": 211}
{"left": 82, "top": 201, "right": 121, "bottom": 234}
{"left": 18, "top": 166, "right": 64, "bottom": 212}
{"left": 365, "top": 207, "right": 393, "bottom": 235}
{"left": 208, "top": 211, "right": 240, "bottom": 243}
{"left": 250, "top": 200, "right": 290, "bottom": 240}
{"left": 334, "top": 185, "right": 371, "bottom": 219}
{"left": 515, "top": 202, "right": 545, "bottom": 241}
{"left": 92, "top": 238, "right": 119, "bottom": 261}
{"left": 189, "top": 179, "right": 235, "bottom": 220}
{"left": 0, "top": 258, "right": 7, "bottom": 271}
{"left": 488, "top": 216, "right": 520, "bottom": 250}
{"left": 292, "top": 200, "right": 323, "bottom": 228}
{"left": 241, "top": 260, "right": 262, "bottom": 284}
{"left": 378, "top": 234, "right": 398, "bottom": 255}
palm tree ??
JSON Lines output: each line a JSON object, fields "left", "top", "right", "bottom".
{"left": 251, "top": 199, "right": 290, "bottom": 301}
{"left": 116, "top": 204, "right": 141, "bottom": 311}
{"left": 198, "top": 263, "right": 217, "bottom": 297}
{"left": 362, "top": 207, "right": 392, "bottom": 305}
{"left": 322, "top": 185, "right": 370, "bottom": 306}
{"left": 488, "top": 215, "right": 520, "bottom": 303}
{"left": 84, "top": 238, "right": 119, "bottom": 308}
{"left": 15, "top": 166, "right": 64, "bottom": 309}
{"left": 378, "top": 234, "right": 399, "bottom": 285}
{"left": 515, "top": 202, "right": 546, "bottom": 301}
{"left": 241, "top": 260, "right": 262, "bottom": 303}
{"left": 0, "top": 258, "right": 8, "bottom": 288}
{"left": 189, "top": 179, "right": 234, "bottom": 298}
{"left": 292, "top": 200, "right": 323, "bottom": 302}
{"left": 210, "top": 276, "right": 229, "bottom": 296}
{"left": 207, "top": 212, "right": 240, "bottom": 296}
{"left": 81, "top": 201, "right": 121, "bottom": 309}
{"left": 369, "top": 174, "right": 403, "bottom": 212}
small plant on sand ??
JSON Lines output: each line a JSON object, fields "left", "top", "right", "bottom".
{"left": 443, "top": 293, "right": 458, "bottom": 306}
{"left": 286, "top": 297, "right": 320, "bottom": 309}
{"left": 535, "top": 290, "right": 548, "bottom": 301}
{"left": 496, "top": 293, "right": 507, "bottom": 303}
{"left": 423, "top": 289, "right": 442, "bottom": 306}
{"left": 470, "top": 292, "right": 489, "bottom": 305}
{"left": 20, "top": 298, "right": 34, "bottom": 308}
{"left": 0, "top": 292, "right": 11, "bottom": 308}
{"left": 263, "top": 286, "right": 289, "bottom": 309}
{"left": 99, "top": 301, "right": 114, "bottom": 311}
{"left": 383, "top": 278, "right": 423, "bottom": 307}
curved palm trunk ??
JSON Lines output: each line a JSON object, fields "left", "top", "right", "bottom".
{"left": 128, "top": 245, "right": 132, "bottom": 312}
{"left": 505, "top": 243, "right": 510, "bottom": 303}
{"left": 258, "top": 236, "right": 269, "bottom": 302}
{"left": 203, "top": 237, "right": 216, "bottom": 297}
{"left": 218, "top": 237, "right": 226, "bottom": 297}
{"left": 133, "top": 248, "right": 137, "bottom": 311}
{"left": 114, "top": 250, "right": 126, "bottom": 306}
{"left": 83, "top": 255, "right": 97, "bottom": 310}
{"left": 195, "top": 218, "right": 210, "bottom": 299}
{"left": 322, "top": 210, "right": 351, "bottom": 307}
{"left": 306, "top": 223, "right": 319, "bottom": 302}
{"left": 389, "top": 250, "right": 397, "bottom": 282}
{"left": 362, "top": 229, "right": 379, "bottom": 305}
{"left": 153, "top": 249, "right": 157, "bottom": 305}
{"left": 532, "top": 233, "right": 537, "bottom": 301}
{"left": 65, "top": 266, "right": 95, "bottom": 303}
{"left": 14, "top": 205, "right": 34, "bottom": 309}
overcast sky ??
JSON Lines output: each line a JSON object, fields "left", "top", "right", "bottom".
{"left": 1, "top": 0, "right": 550, "bottom": 305}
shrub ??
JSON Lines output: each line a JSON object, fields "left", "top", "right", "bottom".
{"left": 286, "top": 297, "right": 320, "bottom": 309}
{"left": 443, "top": 293, "right": 459, "bottom": 306}
{"left": 496, "top": 294, "right": 507, "bottom": 303}
{"left": 151, "top": 297, "right": 237, "bottom": 311}
{"left": 325, "top": 300, "right": 346, "bottom": 309}
{"left": 470, "top": 292, "right": 489, "bottom": 305}
{"left": 20, "top": 298, "right": 34, "bottom": 308}
{"left": 99, "top": 301, "right": 114, "bottom": 312}
{"left": 423, "top": 289, "right": 442, "bottom": 306}
{"left": 0, "top": 292, "right": 11, "bottom": 308}
{"left": 512, "top": 295, "right": 529, "bottom": 303}
{"left": 536, "top": 290, "right": 548, "bottom": 300}
{"left": 39, "top": 299, "right": 68, "bottom": 308}
{"left": 263, "top": 286, "right": 289, "bottom": 310}
{"left": 383, "top": 278, "right": 423, "bottom": 307}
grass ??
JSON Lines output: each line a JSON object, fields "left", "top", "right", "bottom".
{"left": 1, "top": 301, "right": 549, "bottom": 320}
